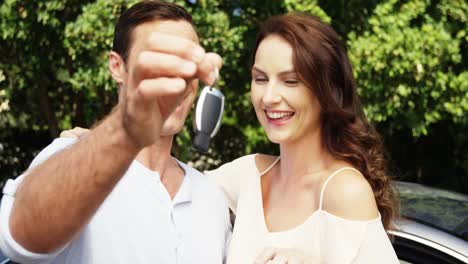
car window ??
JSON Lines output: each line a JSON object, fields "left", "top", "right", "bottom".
{"left": 396, "top": 181, "right": 468, "bottom": 241}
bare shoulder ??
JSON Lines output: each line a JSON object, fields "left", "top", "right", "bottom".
{"left": 254, "top": 153, "right": 279, "bottom": 173}
{"left": 321, "top": 168, "right": 380, "bottom": 221}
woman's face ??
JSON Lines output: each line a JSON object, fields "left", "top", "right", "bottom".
{"left": 250, "top": 35, "right": 322, "bottom": 144}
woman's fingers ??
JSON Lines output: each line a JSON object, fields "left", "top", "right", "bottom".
{"left": 255, "top": 248, "right": 316, "bottom": 264}
{"left": 270, "top": 256, "right": 288, "bottom": 264}
{"left": 60, "top": 130, "right": 77, "bottom": 139}
{"left": 60, "top": 127, "right": 90, "bottom": 139}
{"left": 255, "top": 247, "right": 276, "bottom": 264}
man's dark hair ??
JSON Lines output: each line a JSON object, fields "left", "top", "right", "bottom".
{"left": 112, "top": 0, "right": 193, "bottom": 62}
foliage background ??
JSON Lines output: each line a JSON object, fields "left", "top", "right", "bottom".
{"left": 0, "top": 0, "right": 467, "bottom": 194}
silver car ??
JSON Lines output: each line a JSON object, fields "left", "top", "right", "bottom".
{"left": 392, "top": 181, "right": 468, "bottom": 264}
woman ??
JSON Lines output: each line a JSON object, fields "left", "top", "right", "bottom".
{"left": 205, "top": 13, "right": 399, "bottom": 263}
{"left": 62, "top": 13, "right": 399, "bottom": 263}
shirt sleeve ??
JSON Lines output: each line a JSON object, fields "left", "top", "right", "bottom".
{"left": 351, "top": 221, "right": 399, "bottom": 264}
{"left": 0, "top": 138, "right": 77, "bottom": 263}
{"left": 204, "top": 154, "right": 254, "bottom": 215}
{"left": 319, "top": 214, "right": 399, "bottom": 264}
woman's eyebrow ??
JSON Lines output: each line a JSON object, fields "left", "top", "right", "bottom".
{"left": 251, "top": 66, "right": 265, "bottom": 74}
{"left": 252, "top": 66, "right": 296, "bottom": 76}
{"left": 278, "top": 70, "right": 296, "bottom": 75}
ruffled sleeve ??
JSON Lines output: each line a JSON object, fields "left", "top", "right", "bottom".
{"left": 351, "top": 219, "right": 399, "bottom": 263}
{"left": 319, "top": 212, "right": 399, "bottom": 264}
{"left": 204, "top": 154, "right": 255, "bottom": 214}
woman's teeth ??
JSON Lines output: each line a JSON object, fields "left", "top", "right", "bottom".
{"left": 266, "top": 111, "right": 294, "bottom": 119}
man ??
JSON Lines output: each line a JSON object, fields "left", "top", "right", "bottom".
{"left": 0, "top": 1, "right": 230, "bottom": 263}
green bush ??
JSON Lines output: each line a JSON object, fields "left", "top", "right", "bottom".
{"left": 0, "top": 0, "right": 466, "bottom": 193}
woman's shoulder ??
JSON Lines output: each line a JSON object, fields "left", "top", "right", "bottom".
{"left": 207, "top": 153, "right": 279, "bottom": 179}
{"left": 219, "top": 153, "right": 278, "bottom": 171}
{"left": 207, "top": 154, "right": 257, "bottom": 175}
{"left": 229, "top": 153, "right": 258, "bottom": 167}
{"left": 321, "top": 166, "right": 380, "bottom": 221}
{"left": 254, "top": 153, "right": 279, "bottom": 174}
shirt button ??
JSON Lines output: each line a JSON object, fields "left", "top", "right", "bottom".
{"left": 176, "top": 233, "right": 183, "bottom": 246}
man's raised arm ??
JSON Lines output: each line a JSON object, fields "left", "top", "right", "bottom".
{"left": 9, "top": 109, "right": 140, "bottom": 253}
{"left": 4, "top": 29, "right": 221, "bottom": 254}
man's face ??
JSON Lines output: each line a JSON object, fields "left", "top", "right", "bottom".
{"left": 122, "top": 20, "right": 200, "bottom": 136}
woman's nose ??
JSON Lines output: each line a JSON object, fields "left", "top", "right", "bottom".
{"left": 262, "top": 82, "right": 281, "bottom": 106}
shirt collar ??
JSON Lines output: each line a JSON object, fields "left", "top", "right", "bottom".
{"left": 171, "top": 159, "right": 193, "bottom": 205}
{"left": 132, "top": 158, "right": 193, "bottom": 205}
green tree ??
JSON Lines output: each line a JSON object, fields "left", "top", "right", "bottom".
{"left": 1, "top": 0, "right": 467, "bottom": 193}
{"left": 0, "top": 0, "right": 94, "bottom": 182}
{"left": 348, "top": 0, "right": 467, "bottom": 190}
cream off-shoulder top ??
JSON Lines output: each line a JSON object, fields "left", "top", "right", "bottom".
{"left": 205, "top": 154, "right": 399, "bottom": 264}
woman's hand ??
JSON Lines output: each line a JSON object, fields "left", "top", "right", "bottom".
{"left": 60, "top": 127, "right": 90, "bottom": 139}
{"left": 255, "top": 247, "right": 316, "bottom": 264}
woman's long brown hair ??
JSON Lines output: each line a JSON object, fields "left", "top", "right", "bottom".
{"left": 253, "top": 13, "right": 398, "bottom": 230}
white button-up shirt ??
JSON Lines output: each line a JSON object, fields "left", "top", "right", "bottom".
{"left": 0, "top": 138, "right": 231, "bottom": 264}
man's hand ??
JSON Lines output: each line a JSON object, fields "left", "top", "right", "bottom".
{"left": 255, "top": 247, "right": 316, "bottom": 264}
{"left": 7, "top": 27, "right": 222, "bottom": 254}
{"left": 119, "top": 32, "right": 222, "bottom": 149}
